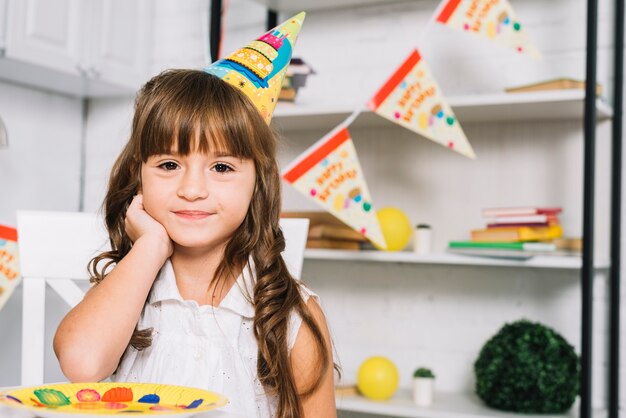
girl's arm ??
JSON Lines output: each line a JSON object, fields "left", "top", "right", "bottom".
{"left": 290, "top": 298, "right": 337, "bottom": 417}
{"left": 53, "top": 195, "right": 172, "bottom": 382}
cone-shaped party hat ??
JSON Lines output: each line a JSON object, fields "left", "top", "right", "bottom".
{"left": 204, "top": 12, "right": 305, "bottom": 124}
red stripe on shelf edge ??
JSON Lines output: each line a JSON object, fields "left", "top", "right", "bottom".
{"left": 437, "top": 0, "right": 462, "bottom": 24}
{"left": 0, "top": 225, "right": 17, "bottom": 241}
{"left": 283, "top": 128, "right": 351, "bottom": 183}
{"left": 367, "top": 49, "right": 421, "bottom": 111}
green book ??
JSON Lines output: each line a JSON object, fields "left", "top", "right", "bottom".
{"left": 449, "top": 241, "right": 556, "bottom": 251}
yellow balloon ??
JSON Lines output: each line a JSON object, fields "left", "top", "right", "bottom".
{"left": 375, "top": 207, "right": 412, "bottom": 251}
{"left": 357, "top": 356, "right": 400, "bottom": 401}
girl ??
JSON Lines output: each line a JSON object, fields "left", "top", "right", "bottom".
{"left": 53, "top": 69, "right": 337, "bottom": 418}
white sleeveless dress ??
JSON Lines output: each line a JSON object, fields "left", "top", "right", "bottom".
{"left": 112, "top": 259, "right": 319, "bottom": 418}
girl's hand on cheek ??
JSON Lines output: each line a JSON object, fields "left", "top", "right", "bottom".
{"left": 125, "top": 194, "right": 173, "bottom": 257}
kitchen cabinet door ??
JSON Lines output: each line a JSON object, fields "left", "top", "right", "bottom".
{"left": 4, "top": 0, "right": 85, "bottom": 76}
{"left": 88, "top": 0, "right": 153, "bottom": 91}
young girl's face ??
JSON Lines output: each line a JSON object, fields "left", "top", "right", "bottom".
{"left": 140, "top": 146, "right": 256, "bottom": 253}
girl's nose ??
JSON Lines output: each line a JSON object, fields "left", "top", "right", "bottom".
{"left": 177, "top": 168, "right": 209, "bottom": 201}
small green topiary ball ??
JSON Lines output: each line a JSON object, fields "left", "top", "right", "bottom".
{"left": 474, "top": 319, "right": 580, "bottom": 413}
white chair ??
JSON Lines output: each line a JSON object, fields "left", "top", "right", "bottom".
{"left": 16, "top": 210, "right": 309, "bottom": 386}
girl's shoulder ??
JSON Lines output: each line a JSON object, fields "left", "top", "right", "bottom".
{"left": 296, "top": 280, "right": 319, "bottom": 304}
{"left": 287, "top": 281, "right": 322, "bottom": 351}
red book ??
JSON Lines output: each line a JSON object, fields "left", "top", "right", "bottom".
{"left": 481, "top": 207, "right": 562, "bottom": 218}
{"left": 487, "top": 222, "right": 550, "bottom": 228}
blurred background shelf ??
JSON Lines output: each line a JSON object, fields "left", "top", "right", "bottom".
{"left": 336, "top": 390, "right": 603, "bottom": 418}
{"left": 304, "top": 249, "right": 610, "bottom": 270}
{"left": 272, "top": 90, "right": 613, "bottom": 131}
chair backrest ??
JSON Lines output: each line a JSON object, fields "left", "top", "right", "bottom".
{"left": 16, "top": 210, "right": 309, "bottom": 385}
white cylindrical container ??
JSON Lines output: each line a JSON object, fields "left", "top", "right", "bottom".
{"left": 413, "top": 224, "right": 432, "bottom": 254}
{"left": 412, "top": 377, "right": 434, "bottom": 406}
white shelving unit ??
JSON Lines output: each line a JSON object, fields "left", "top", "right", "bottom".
{"left": 336, "top": 390, "right": 605, "bottom": 418}
{"left": 281, "top": 89, "right": 614, "bottom": 418}
{"left": 252, "top": 0, "right": 412, "bottom": 13}
{"left": 305, "top": 249, "right": 610, "bottom": 270}
{"left": 272, "top": 90, "right": 612, "bottom": 131}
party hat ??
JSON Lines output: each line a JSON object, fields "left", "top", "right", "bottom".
{"left": 204, "top": 12, "right": 306, "bottom": 124}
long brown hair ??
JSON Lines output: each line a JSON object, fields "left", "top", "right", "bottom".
{"left": 90, "top": 69, "right": 331, "bottom": 416}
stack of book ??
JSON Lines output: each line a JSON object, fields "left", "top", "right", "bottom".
{"left": 448, "top": 206, "right": 564, "bottom": 258}
{"left": 281, "top": 211, "right": 367, "bottom": 250}
{"left": 279, "top": 58, "right": 315, "bottom": 102}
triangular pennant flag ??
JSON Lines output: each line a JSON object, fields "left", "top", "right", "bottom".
{"left": 437, "top": 0, "right": 541, "bottom": 59}
{"left": 204, "top": 12, "right": 305, "bottom": 124}
{"left": 0, "top": 225, "right": 20, "bottom": 311}
{"left": 282, "top": 127, "right": 387, "bottom": 249}
{"left": 368, "top": 49, "right": 476, "bottom": 159}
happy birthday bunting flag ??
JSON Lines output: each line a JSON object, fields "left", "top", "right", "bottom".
{"left": 204, "top": 12, "right": 305, "bottom": 124}
{"left": 437, "top": 0, "right": 541, "bottom": 59}
{"left": 282, "top": 128, "right": 387, "bottom": 249}
{"left": 0, "top": 225, "right": 20, "bottom": 311}
{"left": 368, "top": 49, "right": 476, "bottom": 159}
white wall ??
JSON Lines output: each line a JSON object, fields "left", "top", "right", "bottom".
{"left": 0, "top": 0, "right": 623, "bottom": 415}
{"left": 0, "top": 81, "right": 83, "bottom": 385}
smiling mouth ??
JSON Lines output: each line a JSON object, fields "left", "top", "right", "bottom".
{"left": 174, "top": 210, "right": 212, "bottom": 220}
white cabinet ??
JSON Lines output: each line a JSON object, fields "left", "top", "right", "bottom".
{"left": 5, "top": 0, "right": 85, "bottom": 75}
{"left": 0, "top": 0, "right": 7, "bottom": 49}
{"left": 0, "top": 0, "right": 153, "bottom": 97}
{"left": 88, "top": 0, "right": 153, "bottom": 91}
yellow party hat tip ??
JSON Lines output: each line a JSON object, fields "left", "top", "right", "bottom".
{"left": 204, "top": 12, "right": 306, "bottom": 124}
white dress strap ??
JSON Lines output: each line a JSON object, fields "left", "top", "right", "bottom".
{"left": 287, "top": 283, "right": 320, "bottom": 351}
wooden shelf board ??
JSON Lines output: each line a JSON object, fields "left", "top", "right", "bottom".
{"left": 304, "top": 249, "right": 610, "bottom": 270}
{"left": 336, "top": 390, "right": 603, "bottom": 418}
{"left": 272, "top": 90, "right": 613, "bottom": 131}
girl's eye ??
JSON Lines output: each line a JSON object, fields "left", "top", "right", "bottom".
{"left": 213, "top": 163, "right": 233, "bottom": 173}
{"left": 159, "top": 161, "right": 179, "bottom": 171}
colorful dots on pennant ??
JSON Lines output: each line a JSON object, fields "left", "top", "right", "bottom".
{"left": 436, "top": 111, "right": 444, "bottom": 118}
{"left": 363, "top": 202, "right": 372, "bottom": 212}
{"left": 354, "top": 195, "right": 362, "bottom": 203}
{"left": 463, "top": 23, "right": 470, "bottom": 30}
{"left": 321, "top": 159, "right": 329, "bottom": 167}
{"left": 360, "top": 227, "right": 367, "bottom": 235}
{"left": 448, "top": 141, "right": 455, "bottom": 149}
{"left": 487, "top": 21, "right": 497, "bottom": 38}
{"left": 340, "top": 150, "right": 349, "bottom": 159}
{"left": 513, "top": 22, "right": 521, "bottom": 31}
{"left": 310, "top": 189, "right": 317, "bottom": 197}
{"left": 446, "top": 116, "right": 455, "bottom": 126}
{"left": 334, "top": 194, "right": 345, "bottom": 211}
{"left": 394, "top": 111, "right": 401, "bottom": 119}
{"left": 419, "top": 113, "right": 428, "bottom": 129}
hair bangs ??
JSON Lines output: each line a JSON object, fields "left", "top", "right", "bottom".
{"left": 138, "top": 71, "right": 261, "bottom": 161}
